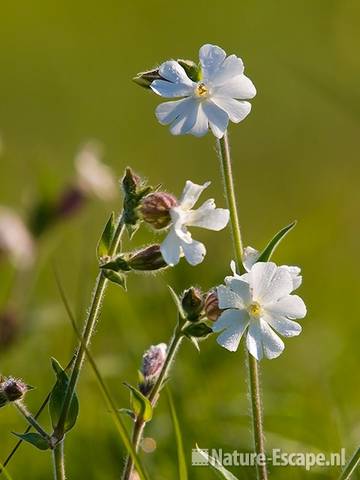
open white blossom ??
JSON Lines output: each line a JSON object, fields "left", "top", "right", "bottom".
{"left": 0, "top": 207, "right": 35, "bottom": 269}
{"left": 213, "top": 262, "right": 306, "bottom": 360}
{"left": 151, "top": 43, "right": 256, "bottom": 138}
{"left": 160, "top": 181, "right": 229, "bottom": 266}
{"left": 75, "top": 142, "right": 117, "bottom": 201}
{"left": 239, "top": 246, "right": 302, "bottom": 290}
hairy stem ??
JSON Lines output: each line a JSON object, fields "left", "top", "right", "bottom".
{"left": 14, "top": 402, "right": 50, "bottom": 441}
{"left": 218, "top": 131, "right": 268, "bottom": 480}
{"left": 52, "top": 442, "right": 66, "bottom": 480}
{"left": 122, "top": 325, "right": 184, "bottom": 480}
{"left": 54, "top": 213, "right": 126, "bottom": 440}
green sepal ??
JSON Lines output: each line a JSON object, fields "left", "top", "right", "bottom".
{"left": 49, "top": 358, "right": 79, "bottom": 434}
{"left": 12, "top": 432, "right": 50, "bottom": 451}
{"left": 256, "top": 221, "right": 297, "bottom": 263}
{"left": 177, "top": 59, "right": 201, "bottom": 82}
{"left": 123, "top": 383, "right": 153, "bottom": 422}
{"left": 168, "top": 286, "right": 186, "bottom": 320}
{"left": 133, "top": 68, "right": 162, "bottom": 89}
{"left": 100, "top": 254, "right": 130, "bottom": 272}
{"left": 97, "top": 212, "right": 115, "bottom": 260}
{"left": 102, "top": 269, "right": 127, "bottom": 290}
{"left": 183, "top": 322, "right": 213, "bottom": 339}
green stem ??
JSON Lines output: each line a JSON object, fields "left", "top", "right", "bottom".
{"left": 122, "top": 325, "right": 184, "bottom": 480}
{"left": 52, "top": 442, "right": 66, "bottom": 480}
{"left": 54, "top": 214, "right": 126, "bottom": 440}
{"left": 217, "top": 131, "right": 268, "bottom": 480}
{"left": 14, "top": 402, "right": 50, "bottom": 441}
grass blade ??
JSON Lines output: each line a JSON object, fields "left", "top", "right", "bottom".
{"left": 167, "top": 389, "right": 188, "bottom": 480}
{"left": 194, "top": 446, "right": 239, "bottom": 480}
{"left": 338, "top": 447, "right": 360, "bottom": 480}
{"left": 53, "top": 267, "right": 150, "bottom": 480}
{"left": 0, "top": 462, "right": 13, "bottom": 480}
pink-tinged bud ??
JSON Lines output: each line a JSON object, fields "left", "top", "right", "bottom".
{"left": 127, "top": 245, "right": 168, "bottom": 271}
{"left": 181, "top": 287, "right": 204, "bottom": 321}
{"left": 56, "top": 186, "right": 86, "bottom": 218}
{"left": 0, "top": 377, "right": 29, "bottom": 408}
{"left": 139, "top": 343, "right": 167, "bottom": 396}
{"left": 140, "top": 192, "right": 177, "bottom": 230}
{"left": 204, "top": 290, "right": 222, "bottom": 322}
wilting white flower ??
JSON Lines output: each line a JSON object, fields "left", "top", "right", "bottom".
{"left": 160, "top": 181, "right": 229, "bottom": 266}
{"left": 0, "top": 208, "right": 35, "bottom": 269}
{"left": 213, "top": 262, "right": 306, "bottom": 360}
{"left": 151, "top": 43, "right": 256, "bottom": 138}
{"left": 240, "top": 246, "right": 302, "bottom": 290}
{"left": 75, "top": 142, "right": 117, "bottom": 201}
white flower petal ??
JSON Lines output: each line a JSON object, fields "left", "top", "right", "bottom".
{"left": 226, "top": 278, "right": 252, "bottom": 305}
{"left": 279, "top": 265, "right": 302, "bottom": 290}
{"left": 169, "top": 100, "right": 200, "bottom": 136}
{"left": 179, "top": 180, "right": 210, "bottom": 210}
{"left": 202, "top": 100, "right": 229, "bottom": 138}
{"left": 215, "top": 312, "right": 249, "bottom": 352}
{"left": 160, "top": 229, "right": 182, "bottom": 266}
{"left": 250, "top": 262, "right": 293, "bottom": 304}
{"left": 243, "top": 246, "right": 260, "bottom": 272}
{"left": 184, "top": 199, "right": 229, "bottom": 231}
{"left": 259, "top": 320, "right": 285, "bottom": 359}
{"left": 151, "top": 79, "right": 194, "bottom": 98}
{"left": 212, "top": 308, "right": 248, "bottom": 332}
{"left": 211, "top": 97, "right": 251, "bottom": 123}
{"left": 181, "top": 238, "right": 206, "bottom": 265}
{"left": 188, "top": 103, "right": 209, "bottom": 137}
{"left": 246, "top": 320, "right": 264, "bottom": 361}
{"left": 155, "top": 98, "right": 194, "bottom": 125}
{"left": 199, "top": 44, "right": 226, "bottom": 82}
{"left": 265, "top": 295, "right": 307, "bottom": 319}
{"left": 217, "top": 285, "right": 245, "bottom": 310}
{"left": 215, "top": 75, "right": 257, "bottom": 99}
{"left": 158, "top": 60, "right": 193, "bottom": 86}
{"left": 170, "top": 207, "right": 192, "bottom": 244}
{"left": 263, "top": 312, "right": 302, "bottom": 338}
{"left": 211, "top": 54, "right": 244, "bottom": 86}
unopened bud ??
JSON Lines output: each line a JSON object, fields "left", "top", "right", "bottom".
{"left": 0, "top": 377, "right": 29, "bottom": 408}
{"left": 204, "top": 290, "right": 222, "bottom": 322}
{"left": 127, "top": 245, "right": 168, "bottom": 271}
{"left": 181, "top": 287, "right": 204, "bottom": 322}
{"left": 122, "top": 168, "right": 142, "bottom": 196}
{"left": 133, "top": 68, "right": 163, "bottom": 89}
{"left": 140, "top": 192, "right": 177, "bottom": 230}
{"left": 139, "top": 343, "right": 167, "bottom": 396}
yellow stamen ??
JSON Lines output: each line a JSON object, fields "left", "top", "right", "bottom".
{"left": 248, "top": 302, "right": 262, "bottom": 318}
{"left": 195, "top": 82, "right": 209, "bottom": 97}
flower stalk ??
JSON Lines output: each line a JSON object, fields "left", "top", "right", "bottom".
{"left": 122, "top": 322, "right": 184, "bottom": 480}
{"left": 52, "top": 443, "right": 66, "bottom": 480}
{"left": 217, "top": 131, "right": 268, "bottom": 480}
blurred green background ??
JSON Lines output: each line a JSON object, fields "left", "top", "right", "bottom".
{"left": 0, "top": 0, "right": 359, "bottom": 478}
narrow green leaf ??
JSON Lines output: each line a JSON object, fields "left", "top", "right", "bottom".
{"left": 338, "top": 447, "right": 360, "bottom": 480}
{"left": 97, "top": 212, "right": 115, "bottom": 259}
{"left": 118, "top": 408, "right": 136, "bottom": 420}
{"left": 168, "top": 286, "right": 185, "bottom": 319}
{"left": 12, "top": 432, "right": 49, "bottom": 451}
{"left": 167, "top": 389, "right": 188, "bottom": 480}
{"left": 183, "top": 323, "right": 213, "bottom": 339}
{"left": 53, "top": 271, "right": 149, "bottom": 480}
{"left": 194, "top": 446, "right": 239, "bottom": 480}
{"left": 124, "top": 383, "right": 153, "bottom": 422}
{"left": 0, "top": 460, "right": 14, "bottom": 480}
{"left": 102, "top": 269, "right": 127, "bottom": 289}
{"left": 49, "top": 358, "right": 79, "bottom": 434}
{"left": 256, "top": 221, "right": 297, "bottom": 263}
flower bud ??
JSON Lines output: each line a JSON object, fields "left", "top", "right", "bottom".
{"left": 127, "top": 245, "right": 168, "bottom": 271}
{"left": 133, "top": 68, "right": 163, "bottom": 89}
{"left": 0, "top": 377, "right": 29, "bottom": 408}
{"left": 140, "top": 192, "right": 177, "bottom": 230}
{"left": 139, "top": 343, "right": 167, "bottom": 396}
{"left": 204, "top": 290, "right": 222, "bottom": 321}
{"left": 181, "top": 287, "right": 204, "bottom": 322}
{"left": 122, "top": 167, "right": 142, "bottom": 196}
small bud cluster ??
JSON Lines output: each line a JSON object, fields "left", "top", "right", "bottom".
{"left": 180, "top": 287, "right": 222, "bottom": 323}
{"left": 0, "top": 376, "right": 29, "bottom": 408}
{"left": 139, "top": 343, "right": 167, "bottom": 396}
{"left": 122, "top": 168, "right": 152, "bottom": 237}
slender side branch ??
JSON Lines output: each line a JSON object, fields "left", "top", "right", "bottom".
{"left": 217, "top": 131, "right": 268, "bottom": 480}
{"left": 14, "top": 402, "right": 50, "bottom": 441}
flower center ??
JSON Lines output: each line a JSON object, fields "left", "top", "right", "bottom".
{"left": 195, "top": 82, "right": 209, "bottom": 98}
{"left": 248, "top": 302, "right": 262, "bottom": 318}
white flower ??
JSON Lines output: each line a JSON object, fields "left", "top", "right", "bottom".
{"left": 150, "top": 44, "right": 256, "bottom": 138}
{"left": 75, "top": 142, "right": 117, "bottom": 201}
{"left": 213, "top": 262, "right": 306, "bottom": 360}
{"left": 160, "top": 181, "right": 229, "bottom": 266}
{"left": 240, "top": 246, "right": 302, "bottom": 290}
{"left": 0, "top": 207, "right": 35, "bottom": 270}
